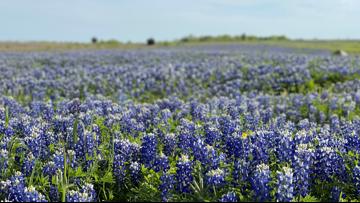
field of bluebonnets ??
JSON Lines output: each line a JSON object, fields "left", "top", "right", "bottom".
{"left": 1, "top": 44, "right": 360, "bottom": 202}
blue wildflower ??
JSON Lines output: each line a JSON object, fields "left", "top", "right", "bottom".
{"left": 206, "top": 168, "right": 226, "bottom": 188}
{"left": 176, "top": 155, "right": 193, "bottom": 193}
{"left": 251, "top": 163, "right": 271, "bottom": 202}
{"left": 276, "top": 166, "right": 294, "bottom": 202}
{"left": 219, "top": 191, "right": 238, "bottom": 202}
{"left": 141, "top": 133, "right": 158, "bottom": 168}
{"left": 159, "top": 173, "right": 176, "bottom": 202}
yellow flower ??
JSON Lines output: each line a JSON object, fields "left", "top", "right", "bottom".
{"left": 241, "top": 130, "right": 253, "bottom": 139}
{"left": 242, "top": 132, "right": 248, "bottom": 139}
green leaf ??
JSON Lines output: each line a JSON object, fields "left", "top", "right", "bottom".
{"left": 5, "top": 106, "right": 9, "bottom": 127}
{"left": 49, "top": 143, "right": 55, "bottom": 153}
{"left": 75, "top": 167, "right": 86, "bottom": 177}
{"left": 301, "top": 195, "right": 320, "bottom": 202}
{"left": 100, "top": 171, "right": 115, "bottom": 184}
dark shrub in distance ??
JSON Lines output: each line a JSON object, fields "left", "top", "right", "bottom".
{"left": 147, "top": 38, "right": 155, "bottom": 46}
{"left": 92, "top": 37, "right": 98, "bottom": 44}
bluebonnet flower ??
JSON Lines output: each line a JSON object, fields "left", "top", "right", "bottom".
{"left": 67, "top": 99, "right": 81, "bottom": 115}
{"left": 225, "top": 129, "right": 251, "bottom": 160}
{"left": 0, "top": 120, "right": 5, "bottom": 135}
{"left": 1, "top": 172, "right": 47, "bottom": 202}
{"left": 233, "top": 159, "right": 250, "bottom": 187}
{"left": 251, "top": 163, "right": 271, "bottom": 202}
{"left": 53, "top": 114, "right": 70, "bottom": 136}
{"left": 178, "top": 130, "right": 194, "bottom": 154}
{"left": 49, "top": 185, "right": 60, "bottom": 202}
{"left": 67, "top": 183, "right": 96, "bottom": 202}
{"left": 330, "top": 114, "right": 341, "bottom": 134}
{"left": 344, "top": 129, "right": 360, "bottom": 153}
{"left": 218, "top": 116, "right": 236, "bottom": 136}
{"left": 261, "top": 107, "right": 273, "bottom": 124}
{"left": 66, "top": 190, "right": 83, "bottom": 202}
{"left": 0, "top": 149, "right": 8, "bottom": 173}
{"left": 154, "top": 154, "right": 170, "bottom": 172}
{"left": 159, "top": 108, "right": 172, "bottom": 123}
{"left": 353, "top": 166, "right": 360, "bottom": 195}
{"left": 141, "top": 133, "right": 158, "bottom": 168}
{"left": 294, "top": 129, "right": 312, "bottom": 145}
{"left": 129, "top": 161, "right": 142, "bottom": 185}
{"left": 293, "top": 144, "right": 314, "bottom": 197}
{"left": 177, "top": 119, "right": 196, "bottom": 153}
{"left": 24, "top": 185, "right": 48, "bottom": 202}
{"left": 159, "top": 173, "right": 176, "bottom": 202}
{"left": 24, "top": 126, "right": 42, "bottom": 158}
{"left": 129, "top": 142, "right": 141, "bottom": 162}
{"left": 83, "top": 131, "right": 96, "bottom": 170}
{"left": 114, "top": 139, "right": 132, "bottom": 161}
{"left": 113, "top": 154, "right": 126, "bottom": 186}
{"left": 79, "top": 112, "right": 92, "bottom": 126}
{"left": 204, "top": 124, "right": 220, "bottom": 146}
{"left": 92, "top": 124, "right": 101, "bottom": 146}
{"left": 73, "top": 126, "right": 86, "bottom": 162}
{"left": 1, "top": 171, "right": 26, "bottom": 202}
{"left": 52, "top": 149, "right": 65, "bottom": 172}
{"left": 206, "top": 168, "right": 226, "bottom": 188}
{"left": 219, "top": 191, "right": 238, "bottom": 202}
{"left": 276, "top": 130, "right": 295, "bottom": 163}
{"left": 176, "top": 155, "right": 193, "bottom": 193}
{"left": 276, "top": 166, "right": 294, "bottom": 202}
{"left": 192, "top": 137, "right": 207, "bottom": 163}
{"left": 314, "top": 146, "right": 346, "bottom": 182}
{"left": 38, "top": 129, "right": 53, "bottom": 160}
{"left": 22, "top": 152, "right": 35, "bottom": 176}
{"left": 30, "top": 102, "right": 44, "bottom": 118}
{"left": 244, "top": 112, "right": 260, "bottom": 131}
{"left": 319, "top": 112, "right": 327, "bottom": 123}
{"left": 190, "top": 102, "right": 207, "bottom": 121}
{"left": 321, "top": 91, "right": 329, "bottom": 100}
{"left": 4, "top": 126, "right": 15, "bottom": 138}
{"left": 249, "top": 132, "right": 270, "bottom": 166}
{"left": 328, "top": 186, "right": 341, "bottom": 202}
{"left": 204, "top": 145, "right": 220, "bottom": 170}
{"left": 0, "top": 106, "right": 5, "bottom": 121}
{"left": 42, "top": 161, "right": 58, "bottom": 178}
{"left": 42, "top": 102, "right": 54, "bottom": 121}
{"left": 80, "top": 183, "right": 97, "bottom": 202}
{"left": 85, "top": 130, "right": 95, "bottom": 156}
{"left": 298, "top": 119, "right": 310, "bottom": 130}
{"left": 163, "top": 133, "right": 176, "bottom": 156}
{"left": 114, "top": 139, "right": 141, "bottom": 161}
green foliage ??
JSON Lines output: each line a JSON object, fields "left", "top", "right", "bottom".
{"left": 128, "top": 166, "right": 161, "bottom": 202}
{"left": 190, "top": 163, "right": 209, "bottom": 201}
{"left": 300, "top": 195, "right": 321, "bottom": 202}
{"left": 348, "top": 107, "right": 360, "bottom": 121}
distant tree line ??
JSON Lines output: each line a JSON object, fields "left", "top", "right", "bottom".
{"left": 179, "top": 34, "right": 289, "bottom": 43}
{"left": 90, "top": 37, "right": 156, "bottom": 46}
{"left": 89, "top": 34, "right": 289, "bottom": 46}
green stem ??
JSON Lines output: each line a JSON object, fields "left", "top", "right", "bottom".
{"left": 62, "top": 146, "right": 67, "bottom": 202}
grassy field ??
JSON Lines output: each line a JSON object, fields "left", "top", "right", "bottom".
{"left": 161, "top": 40, "right": 360, "bottom": 54}
{"left": 1, "top": 39, "right": 360, "bottom": 54}
{"left": 257, "top": 40, "right": 360, "bottom": 54}
{"left": 0, "top": 41, "right": 147, "bottom": 52}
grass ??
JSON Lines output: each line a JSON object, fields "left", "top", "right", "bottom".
{"left": 0, "top": 41, "right": 150, "bottom": 52}
{"left": 1, "top": 38, "right": 360, "bottom": 54}
{"left": 160, "top": 40, "right": 360, "bottom": 54}
{"left": 259, "top": 40, "right": 360, "bottom": 54}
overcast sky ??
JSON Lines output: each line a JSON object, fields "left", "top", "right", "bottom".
{"left": 0, "top": 0, "right": 359, "bottom": 42}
